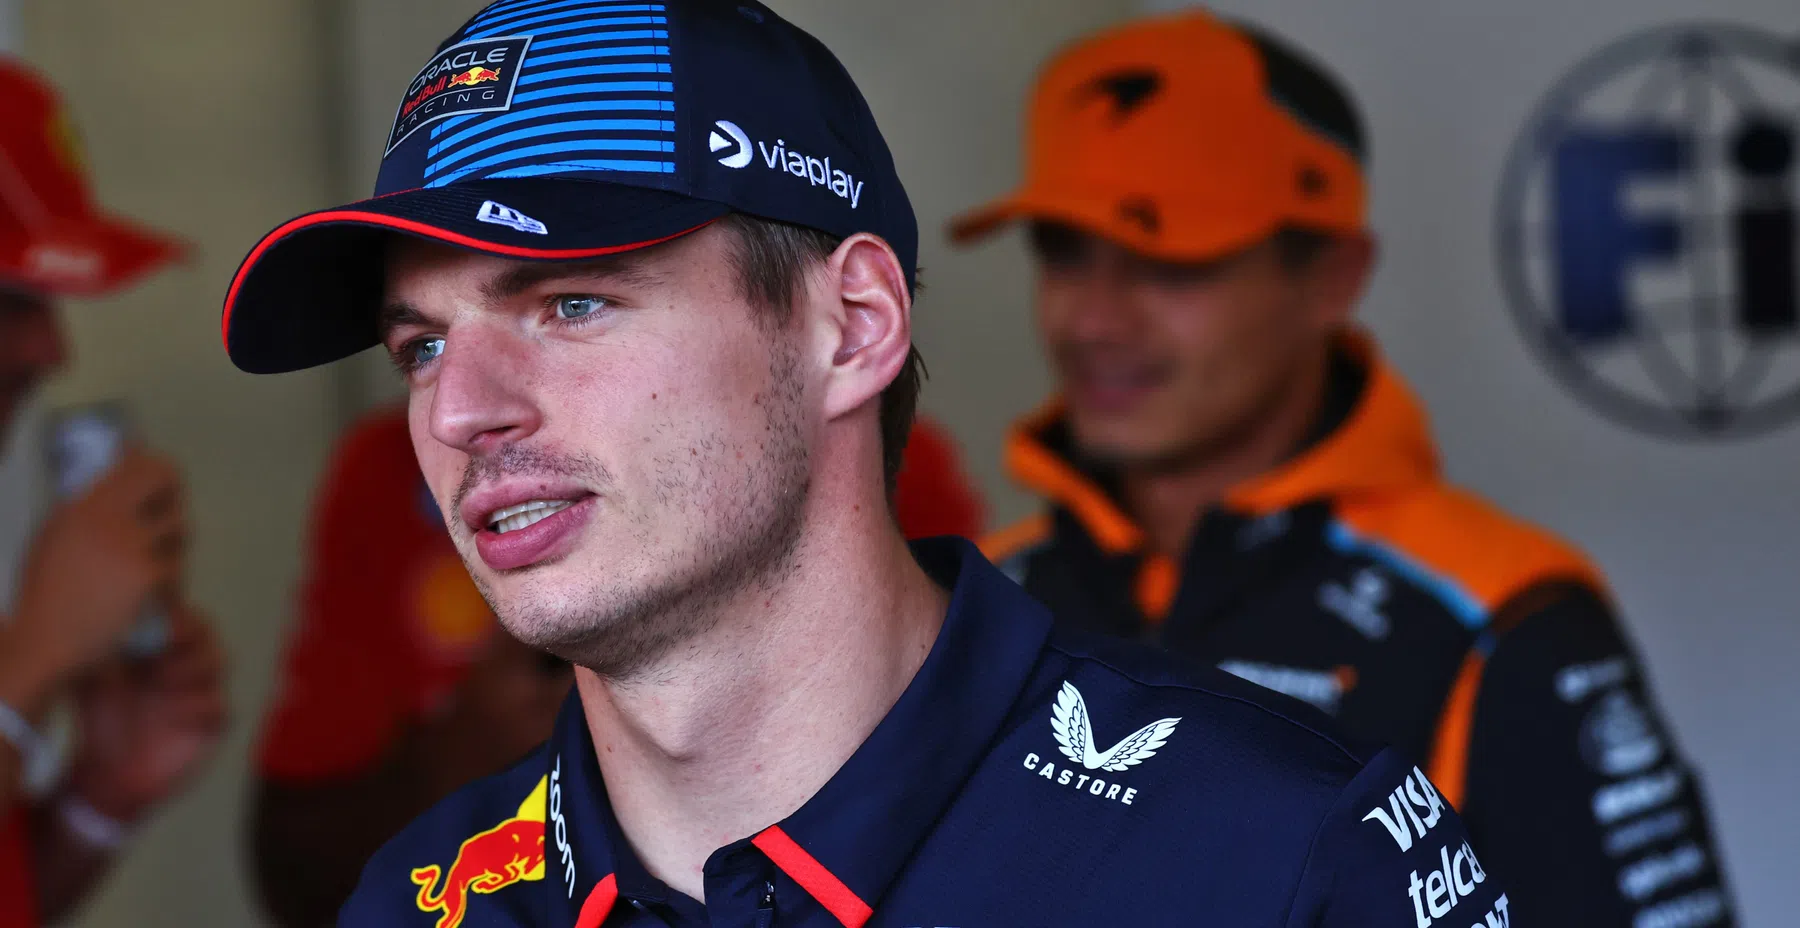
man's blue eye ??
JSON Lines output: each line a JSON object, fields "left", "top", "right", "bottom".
{"left": 412, "top": 337, "right": 445, "bottom": 365}
{"left": 555, "top": 296, "right": 605, "bottom": 320}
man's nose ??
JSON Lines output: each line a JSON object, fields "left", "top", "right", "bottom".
{"left": 426, "top": 327, "right": 542, "bottom": 455}
{"left": 1058, "top": 256, "right": 1146, "bottom": 344}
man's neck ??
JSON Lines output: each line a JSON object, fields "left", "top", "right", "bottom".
{"left": 1122, "top": 344, "right": 1337, "bottom": 559}
{"left": 576, "top": 511, "right": 948, "bottom": 902}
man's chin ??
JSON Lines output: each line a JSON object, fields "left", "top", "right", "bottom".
{"left": 489, "top": 599, "right": 596, "bottom": 662}
{"left": 1071, "top": 424, "right": 1224, "bottom": 475}
{"left": 481, "top": 568, "right": 633, "bottom": 652}
{"left": 1069, "top": 416, "right": 1179, "bottom": 467}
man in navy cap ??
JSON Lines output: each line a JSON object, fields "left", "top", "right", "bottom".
{"left": 223, "top": 3, "right": 1512, "bottom": 926}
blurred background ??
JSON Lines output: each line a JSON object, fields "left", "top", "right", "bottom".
{"left": 0, "top": 0, "right": 1793, "bottom": 924}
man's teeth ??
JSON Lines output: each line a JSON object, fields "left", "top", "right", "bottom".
{"left": 488, "top": 499, "right": 574, "bottom": 534}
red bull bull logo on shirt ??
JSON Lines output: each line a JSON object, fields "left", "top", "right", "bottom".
{"left": 410, "top": 775, "right": 548, "bottom": 928}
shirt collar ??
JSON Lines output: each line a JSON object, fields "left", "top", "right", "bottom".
{"left": 542, "top": 538, "right": 1054, "bottom": 927}
{"left": 1223, "top": 332, "right": 1440, "bottom": 515}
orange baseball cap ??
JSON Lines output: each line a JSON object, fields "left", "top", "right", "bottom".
{"left": 951, "top": 10, "right": 1366, "bottom": 261}
{"left": 0, "top": 58, "right": 184, "bottom": 297}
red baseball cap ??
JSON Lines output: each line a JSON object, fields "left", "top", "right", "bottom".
{"left": 0, "top": 58, "right": 184, "bottom": 297}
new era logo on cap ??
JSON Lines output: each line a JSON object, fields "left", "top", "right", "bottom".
{"left": 477, "top": 200, "right": 548, "bottom": 234}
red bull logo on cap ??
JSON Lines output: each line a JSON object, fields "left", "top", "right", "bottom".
{"left": 387, "top": 35, "right": 531, "bottom": 155}
{"left": 410, "top": 776, "right": 547, "bottom": 928}
{"left": 448, "top": 67, "right": 502, "bottom": 88}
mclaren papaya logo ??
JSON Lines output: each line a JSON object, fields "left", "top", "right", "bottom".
{"left": 1021, "top": 681, "right": 1179, "bottom": 805}
{"left": 709, "top": 119, "right": 753, "bottom": 168}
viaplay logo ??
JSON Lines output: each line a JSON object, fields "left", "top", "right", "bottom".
{"left": 709, "top": 119, "right": 867, "bottom": 208}
{"left": 387, "top": 35, "right": 532, "bottom": 156}
{"left": 1497, "top": 23, "right": 1800, "bottom": 439}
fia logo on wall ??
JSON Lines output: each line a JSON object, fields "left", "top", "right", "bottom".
{"left": 1496, "top": 23, "right": 1800, "bottom": 439}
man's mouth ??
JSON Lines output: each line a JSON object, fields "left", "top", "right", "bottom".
{"left": 1062, "top": 359, "right": 1172, "bottom": 414}
{"left": 469, "top": 493, "right": 598, "bottom": 572}
{"left": 458, "top": 474, "right": 603, "bottom": 571}
{"left": 487, "top": 499, "right": 578, "bottom": 535}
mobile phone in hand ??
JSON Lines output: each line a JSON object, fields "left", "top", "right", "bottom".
{"left": 45, "top": 403, "right": 171, "bottom": 658}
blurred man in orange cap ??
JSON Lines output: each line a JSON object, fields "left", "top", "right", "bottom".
{"left": 955, "top": 10, "right": 1733, "bottom": 925}
{"left": 0, "top": 58, "right": 224, "bottom": 927}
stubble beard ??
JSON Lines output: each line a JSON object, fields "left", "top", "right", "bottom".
{"left": 467, "top": 339, "right": 812, "bottom": 681}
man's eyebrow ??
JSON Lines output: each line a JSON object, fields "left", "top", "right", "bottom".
{"left": 480, "top": 255, "right": 667, "bottom": 303}
{"left": 376, "top": 300, "right": 435, "bottom": 342}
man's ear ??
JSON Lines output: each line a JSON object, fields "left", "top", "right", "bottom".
{"left": 818, "top": 232, "right": 911, "bottom": 421}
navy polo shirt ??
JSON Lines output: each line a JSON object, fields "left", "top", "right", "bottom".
{"left": 342, "top": 539, "right": 1511, "bottom": 927}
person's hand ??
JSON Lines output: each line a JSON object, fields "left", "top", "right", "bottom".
{"left": 0, "top": 447, "right": 186, "bottom": 710}
{"left": 66, "top": 602, "right": 226, "bottom": 823}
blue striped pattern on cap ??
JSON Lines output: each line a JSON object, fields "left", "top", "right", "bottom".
{"left": 422, "top": 0, "right": 677, "bottom": 188}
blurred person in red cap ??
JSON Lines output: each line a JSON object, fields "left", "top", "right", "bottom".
{"left": 0, "top": 58, "right": 225, "bottom": 926}
{"left": 248, "top": 403, "right": 980, "bottom": 928}
{"left": 955, "top": 10, "right": 1733, "bottom": 926}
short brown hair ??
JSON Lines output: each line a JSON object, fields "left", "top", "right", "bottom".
{"left": 718, "top": 212, "right": 926, "bottom": 495}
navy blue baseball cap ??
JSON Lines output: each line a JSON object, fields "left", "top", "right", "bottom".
{"left": 222, "top": 0, "right": 916, "bottom": 374}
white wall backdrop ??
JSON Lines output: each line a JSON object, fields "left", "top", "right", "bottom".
{"left": 1134, "top": 1, "right": 1798, "bottom": 923}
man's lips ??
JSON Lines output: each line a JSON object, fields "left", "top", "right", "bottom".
{"left": 458, "top": 479, "right": 599, "bottom": 572}
{"left": 473, "top": 495, "right": 598, "bottom": 572}
{"left": 1065, "top": 367, "right": 1169, "bottom": 414}
{"left": 459, "top": 479, "right": 594, "bottom": 534}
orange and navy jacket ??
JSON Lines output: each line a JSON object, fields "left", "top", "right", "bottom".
{"left": 341, "top": 539, "right": 1509, "bottom": 927}
{"left": 983, "top": 336, "right": 1734, "bottom": 927}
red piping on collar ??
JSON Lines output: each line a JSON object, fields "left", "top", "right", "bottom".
{"left": 573, "top": 873, "right": 618, "bottom": 928}
{"left": 753, "top": 826, "right": 873, "bottom": 928}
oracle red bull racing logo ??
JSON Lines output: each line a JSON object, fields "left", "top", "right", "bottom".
{"left": 410, "top": 776, "right": 548, "bottom": 928}
{"left": 386, "top": 35, "right": 530, "bottom": 156}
